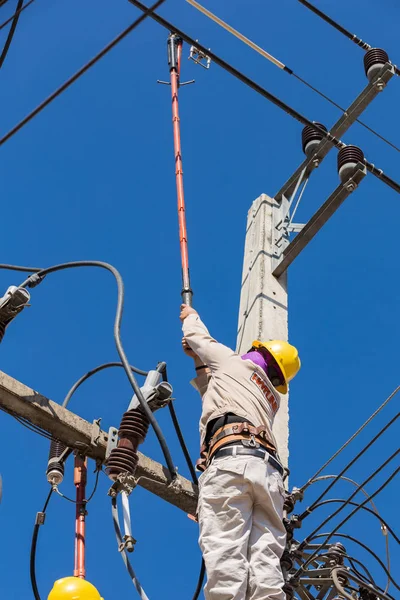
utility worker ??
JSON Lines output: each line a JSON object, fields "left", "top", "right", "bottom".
{"left": 180, "top": 304, "right": 301, "bottom": 600}
{"left": 48, "top": 577, "right": 104, "bottom": 599}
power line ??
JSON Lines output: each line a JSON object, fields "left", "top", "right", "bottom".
{"left": 297, "top": 0, "right": 400, "bottom": 78}
{"left": 0, "top": 0, "right": 24, "bottom": 69}
{"left": 0, "top": 0, "right": 36, "bottom": 33}
{"left": 128, "top": 0, "right": 400, "bottom": 195}
{"left": 62, "top": 362, "right": 148, "bottom": 408}
{"left": 308, "top": 532, "right": 398, "bottom": 592}
{"left": 299, "top": 410, "right": 400, "bottom": 518}
{"left": 187, "top": 0, "right": 400, "bottom": 153}
{"left": 301, "top": 386, "right": 400, "bottom": 492}
{"left": 17, "top": 260, "right": 177, "bottom": 480}
{"left": 0, "top": 0, "right": 166, "bottom": 145}
{"left": 295, "top": 456, "right": 400, "bottom": 580}
{"left": 30, "top": 488, "right": 53, "bottom": 600}
{"left": 307, "top": 499, "right": 399, "bottom": 545}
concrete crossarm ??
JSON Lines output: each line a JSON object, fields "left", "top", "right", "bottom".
{"left": 0, "top": 370, "right": 198, "bottom": 515}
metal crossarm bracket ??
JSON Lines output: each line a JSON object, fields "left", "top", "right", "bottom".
{"left": 274, "top": 62, "right": 394, "bottom": 203}
{"left": 272, "top": 162, "right": 367, "bottom": 277}
{"left": 105, "top": 426, "right": 119, "bottom": 460}
{"left": 189, "top": 41, "right": 211, "bottom": 69}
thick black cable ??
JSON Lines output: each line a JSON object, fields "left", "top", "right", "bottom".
{"left": 18, "top": 261, "right": 177, "bottom": 480}
{"left": 0, "top": 0, "right": 35, "bottom": 32}
{"left": 30, "top": 488, "right": 53, "bottom": 600}
{"left": 111, "top": 497, "right": 149, "bottom": 600}
{"left": 299, "top": 410, "right": 400, "bottom": 519}
{"left": 159, "top": 366, "right": 206, "bottom": 600}
{"left": 161, "top": 365, "right": 198, "bottom": 485}
{"left": 295, "top": 463, "right": 400, "bottom": 580}
{"left": 0, "top": 263, "right": 41, "bottom": 272}
{"left": 305, "top": 498, "right": 399, "bottom": 545}
{"left": 298, "top": 0, "right": 400, "bottom": 78}
{"left": 346, "top": 555, "right": 375, "bottom": 587}
{"left": 128, "top": 0, "right": 400, "bottom": 195}
{"left": 192, "top": 559, "right": 206, "bottom": 600}
{"left": 297, "top": 0, "right": 371, "bottom": 49}
{"left": 0, "top": 0, "right": 24, "bottom": 69}
{"left": 0, "top": 0, "right": 165, "bottom": 146}
{"left": 307, "top": 532, "right": 399, "bottom": 593}
{"left": 63, "top": 362, "right": 148, "bottom": 408}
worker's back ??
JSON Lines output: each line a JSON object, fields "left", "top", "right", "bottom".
{"left": 199, "top": 353, "right": 280, "bottom": 447}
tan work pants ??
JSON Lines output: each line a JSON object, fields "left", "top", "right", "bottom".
{"left": 198, "top": 452, "right": 287, "bottom": 600}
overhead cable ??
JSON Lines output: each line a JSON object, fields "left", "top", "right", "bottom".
{"left": 295, "top": 457, "right": 400, "bottom": 581}
{"left": 17, "top": 260, "right": 177, "bottom": 480}
{"left": 302, "top": 386, "right": 400, "bottom": 492}
{"left": 128, "top": 0, "right": 400, "bottom": 195}
{"left": 0, "top": 0, "right": 165, "bottom": 146}
{"left": 63, "top": 362, "right": 148, "bottom": 408}
{"left": 30, "top": 488, "right": 53, "bottom": 600}
{"left": 0, "top": 0, "right": 36, "bottom": 33}
{"left": 299, "top": 447, "right": 400, "bottom": 545}
{"left": 308, "top": 532, "right": 399, "bottom": 592}
{"left": 187, "top": 0, "right": 400, "bottom": 153}
{"left": 297, "top": 0, "right": 400, "bottom": 77}
{"left": 0, "top": 0, "right": 23, "bottom": 69}
{"left": 299, "top": 410, "right": 399, "bottom": 519}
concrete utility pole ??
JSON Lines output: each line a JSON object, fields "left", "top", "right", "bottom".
{"left": 0, "top": 371, "right": 197, "bottom": 515}
{"left": 237, "top": 194, "right": 289, "bottom": 467}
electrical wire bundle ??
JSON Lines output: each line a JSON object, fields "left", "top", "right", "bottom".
{"left": 282, "top": 387, "right": 400, "bottom": 599}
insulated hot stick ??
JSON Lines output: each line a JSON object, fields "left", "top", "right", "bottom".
{"left": 298, "top": 0, "right": 400, "bottom": 77}
{"left": 186, "top": 0, "right": 400, "bottom": 153}
{"left": 168, "top": 33, "right": 193, "bottom": 306}
{"left": 74, "top": 454, "right": 87, "bottom": 579}
{"left": 128, "top": 0, "right": 400, "bottom": 195}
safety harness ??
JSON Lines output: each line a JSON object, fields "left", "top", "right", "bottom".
{"left": 196, "top": 421, "right": 277, "bottom": 472}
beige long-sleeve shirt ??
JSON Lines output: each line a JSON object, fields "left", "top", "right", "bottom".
{"left": 182, "top": 313, "right": 280, "bottom": 447}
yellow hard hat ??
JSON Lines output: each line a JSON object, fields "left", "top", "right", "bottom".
{"left": 251, "top": 339, "right": 301, "bottom": 394}
{"left": 48, "top": 577, "right": 104, "bottom": 600}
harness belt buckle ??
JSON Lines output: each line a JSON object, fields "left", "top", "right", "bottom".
{"left": 242, "top": 434, "right": 259, "bottom": 448}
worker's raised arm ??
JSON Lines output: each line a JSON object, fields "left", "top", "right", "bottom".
{"left": 180, "top": 305, "right": 234, "bottom": 370}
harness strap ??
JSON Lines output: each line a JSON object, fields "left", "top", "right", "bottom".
{"left": 208, "top": 422, "right": 275, "bottom": 453}
{"left": 196, "top": 422, "right": 276, "bottom": 473}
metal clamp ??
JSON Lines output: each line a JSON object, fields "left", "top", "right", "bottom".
{"left": 119, "top": 534, "right": 137, "bottom": 553}
{"left": 90, "top": 418, "right": 102, "bottom": 447}
{"left": 189, "top": 42, "right": 211, "bottom": 69}
{"left": 105, "top": 426, "right": 118, "bottom": 460}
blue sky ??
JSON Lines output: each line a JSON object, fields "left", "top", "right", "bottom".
{"left": 0, "top": 0, "right": 398, "bottom": 597}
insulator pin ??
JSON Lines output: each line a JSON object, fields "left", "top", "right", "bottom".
{"left": 106, "top": 408, "right": 150, "bottom": 481}
{"left": 47, "top": 439, "right": 67, "bottom": 485}
{"left": 337, "top": 145, "right": 364, "bottom": 182}
{"left": 364, "top": 48, "right": 389, "bottom": 81}
{"left": 301, "top": 122, "right": 327, "bottom": 156}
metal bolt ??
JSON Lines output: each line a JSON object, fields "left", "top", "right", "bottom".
{"left": 312, "top": 158, "right": 320, "bottom": 168}
{"left": 375, "top": 81, "right": 385, "bottom": 91}
{"left": 346, "top": 181, "right": 357, "bottom": 192}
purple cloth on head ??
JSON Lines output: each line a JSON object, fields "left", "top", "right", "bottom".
{"left": 241, "top": 350, "right": 268, "bottom": 374}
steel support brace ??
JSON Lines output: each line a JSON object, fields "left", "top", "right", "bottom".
{"left": 272, "top": 163, "right": 367, "bottom": 277}
{"left": 274, "top": 62, "right": 394, "bottom": 202}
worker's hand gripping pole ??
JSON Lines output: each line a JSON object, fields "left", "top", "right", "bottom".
{"left": 74, "top": 453, "right": 87, "bottom": 579}
{"left": 168, "top": 33, "right": 193, "bottom": 307}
